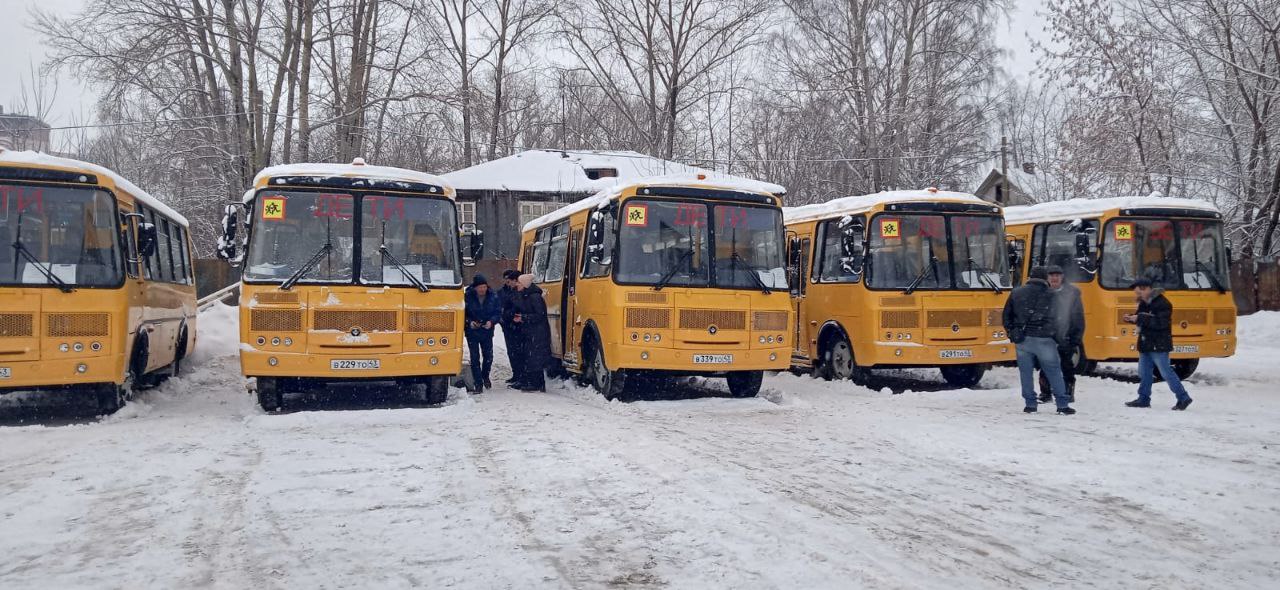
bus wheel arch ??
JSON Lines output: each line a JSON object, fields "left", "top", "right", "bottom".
{"left": 173, "top": 321, "right": 190, "bottom": 375}
{"left": 130, "top": 330, "right": 151, "bottom": 384}
{"left": 581, "top": 325, "right": 629, "bottom": 401}
{"left": 817, "top": 323, "right": 869, "bottom": 384}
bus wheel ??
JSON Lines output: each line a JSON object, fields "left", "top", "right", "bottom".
{"left": 426, "top": 376, "right": 450, "bottom": 405}
{"left": 257, "top": 377, "right": 283, "bottom": 412}
{"left": 1172, "top": 358, "right": 1199, "bottom": 381}
{"left": 1070, "top": 343, "right": 1096, "bottom": 375}
{"left": 589, "top": 343, "right": 629, "bottom": 401}
{"left": 172, "top": 326, "right": 189, "bottom": 376}
{"left": 819, "top": 336, "right": 853, "bottom": 381}
{"left": 726, "top": 371, "right": 763, "bottom": 398}
{"left": 96, "top": 383, "right": 127, "bottom": 415}
{"left": 940, "top": 364, "right": 985, "bottom": 388}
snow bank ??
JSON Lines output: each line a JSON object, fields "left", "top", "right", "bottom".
{"left": 189, "top": 302, "right": 240, "bottom": 366}
{"left": 0, "top": 149, "right": 189, "bottom": 226}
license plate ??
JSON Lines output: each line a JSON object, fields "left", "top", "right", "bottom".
{"left": 0, "top": 367, "right": 9, "bottom": 379}
{"left": 1173, "top": 345, "right": 1199, "bottom": 354}
{"left": 693, "top": 354, "right": 733, "bottom": 364}
{"left": 331, "top": 359, "right": 380, "bottom": 370}
{"left": 939, "top": 349, "right": 973, "bottom": 359}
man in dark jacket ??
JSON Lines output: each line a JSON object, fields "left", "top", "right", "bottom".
{"left": 464, "top": 274, "right": 501, "bottom": 391}
{"left": 498, "top": 269, "right": 526, "bottom": 387}
{"left": 1004, "top": 266, "right": 1074, "bottom": 414}
{"left": 1038, "top": 265, "right": 1086, "bottom": 403}
{"left": 512, "top": 273, "right": 551, "bottom": 392}
{"left": 1124, "top": 279, "right": 1193, "bottom": 410}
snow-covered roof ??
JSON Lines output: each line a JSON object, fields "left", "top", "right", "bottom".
{"left": 0, "top": 148, "right": 188, "bottom": 226}
{"left": 783, "top": 190, "right": 996, "bottom": 225}
{"left": 1004, "top": 196, "right": 1220, "bottom": 225}
{"left": 521, "top": 173, "right": 783, "bottom": 233}
{"left": 445, "top": 149, "right": 785, "bottom": 196}
{"left": 254, "top": 159, "right": 451, "bottom": 194}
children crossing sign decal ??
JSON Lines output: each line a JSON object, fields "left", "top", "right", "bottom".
{"left": 625, "top": 204, "right": 648, "bottom": 227}
{"left": 262, "top": 197, "right": 286, "bottom": 220}
{"left": 1114, "top": 222, "right": 1134, "bottom": 241}
{"left": 880, "top": 218, "right": 901, "bottom": 238}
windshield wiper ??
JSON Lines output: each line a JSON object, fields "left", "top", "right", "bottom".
{"left": 1193, "top": 259, "right": 1226, "bottom": 294}
{"left": 729, "top": 251, "right": 772, "bottom": 294}
{"left": 380, "top": 245, "right": 428, "bottom": 292}
{"left": 653, "top": 249, "right": 695, "bottom": 291}
{"left": 281, "top": 242, "right": 332, "bottom": 291}
{"left": 966, "top": 258, "right": 1003, "bottom": 294}
{"left": 904, "top": 238, "right": 939, "bottom": 295}
{"left": 9, "top": 212, "right": 72, "bottom": 293}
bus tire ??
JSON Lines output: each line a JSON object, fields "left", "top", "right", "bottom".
{"left": 96, "top": 383, "right": 127, "bottom": 415}
{"left": 726, "top": 371, "right": 763, "bottom": 398}
{"left": 173, "top": 324, "right": 189, "bottom": 376}
{"left": 588, "top": 340, "right": 629, "bottom": 401}
{"left": 1172, "top": 358, "right": 1199, "bottom": 381}
{"left": 257, "top": 377, "right": 283, "bottom": 412}
{"left": 427, "top": 376, "right": 450, "bottom": 405}
{"left": 819, "top": 332, "right": 871, "bottom": 385}
{"left": 939, "top": 364, "right": 985, "bottom": 388}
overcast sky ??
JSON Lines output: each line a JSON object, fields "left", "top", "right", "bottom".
{"left": 1, "top": 0, "right": 1050, "bottom": 146}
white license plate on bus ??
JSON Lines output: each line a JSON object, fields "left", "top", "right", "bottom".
{"left": 939, "top": 349, "right": 973, "bottom": 359}
{"left": 0, "top": 367, "right": 10, "bottom": 379}
{"left": 331, "top": 359, "right": 380, "bottom": 370}
{"left": 693, "top": 354, "right": 733, "bottom": 364}
{"left": 1173, "top": 345, "right": 1199, "bottom": 354}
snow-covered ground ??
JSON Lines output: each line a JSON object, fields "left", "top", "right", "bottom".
{"left": 2, "top": 304, "right": 1279, "bottom": 589}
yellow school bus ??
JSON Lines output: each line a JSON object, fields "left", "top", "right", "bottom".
{"left": 784, "top": 189, "right": 1013, "bottom": 387}
{"left": 1005, "top": 196, "right": 1236, "bottom": 379}
{"left": 1, "top": 149, "right": 197, "bottom": 413}
{"left": 518, "top": 175, "right": 792, "bottom": 400}
{"left": 227, "top": 159, "right": 480, "bottom": 411}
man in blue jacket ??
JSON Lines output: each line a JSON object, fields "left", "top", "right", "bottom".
{"left": 464, "top": 274, "right": 501, "bottom": 392}
{"left": 1003, "top": 266, "right": 1074, "bottom": 414}
{"left": 1124, "top": 278, "right": 1193, "bottom": 410}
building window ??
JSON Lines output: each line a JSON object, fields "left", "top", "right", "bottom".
{"left": 457, "top": 201, "right": 476, "bottom": 224}
{"left": 519, "top": 200, "right": 563, "bottom": 228}
{"left": 584, "top": 168, "right": 618, "bottom": 180}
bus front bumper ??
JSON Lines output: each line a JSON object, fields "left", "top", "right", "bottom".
{"left": 1090, "top": 336, "right": 1236, "bottom": 362}
{"left": 240, "top": 349, "right": 463, "bottom": 379}
{"left": 611, "top": 343, "right": 791, "bottom": 373}
{"left": 862, "top": 341, "right": 1013, "bottom": 368}
{"left": 0, "top": 354, "right": 125, "bottom": 392}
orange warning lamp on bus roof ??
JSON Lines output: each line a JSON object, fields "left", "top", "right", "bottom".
{"left": 927, "top": 187, "right": 938, "bottom": 193}
{"left": 697, "top": 173, "right": 706, "bottom": 180}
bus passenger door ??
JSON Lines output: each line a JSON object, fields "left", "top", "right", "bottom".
{"left": 562, "top": 228, "right": 582, "bottom": 368}
{"left": 789, "top": 237, "right": 811, "bottom": 363}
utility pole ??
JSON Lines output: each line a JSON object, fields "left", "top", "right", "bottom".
{"left": 1000, "top": 135, "right": 1008, "bottom": 205}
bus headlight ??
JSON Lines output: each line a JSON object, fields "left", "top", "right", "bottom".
{"left": 430, "top": 357, "right": 439, "bottom": 366}
{"left": 91, "top": 342, "right": 102, "bottom": 351}
{"left": 894, "top": 348, "right": 903, "bottom": 357}
{"left": 268, "top": 357, "right": 279, "bottom": 366}
{"left": 631, "top": 332, "right": 639, "bottom": 342}
{"left": 73, "top": 342, "right": 84, "bottom": 352}
{"left": 271, "top": 337, "right": 280, "bottom": 346}
{"left": 1001, "top": 346, "right": 1009, "bottom": 354}
{"left": 283, "top": 337, "right": 293, "bottom": 346}
{"left": 759, "top": 335, "right": 767, "bottom": 344}
{"left": 777, "top": 335, "right": 784, "bottom": 344}
{"left": 653, "top": 334, "right": 661, "bottom": 342}
{"left": 59, "top": 343, "right": 69, "bottom": 353}
{"left": 417, "top": 338, "right": 426, "bottom": 346}
{"left": 427, "top": 338, "right": 436, "bottom": 346}
{"left": 769, "top": 353, "right": 778, "bottom": 361}
{"left": 257, "top": 336, "right": 266, "bottom": 346}
{"left": 643, "top": 333, "right": 651, "bottom": 342}
{"left": 767, "top": 335, "right": 775, "bottom": 343}
{"left": 76, "top": 363, "right": 88, "bottom": 373}
{"left": 440, "top": 337, "right": 449, "bottom": 346}
{"left": 641, "top": 351, "right": 649, "bottom": 360}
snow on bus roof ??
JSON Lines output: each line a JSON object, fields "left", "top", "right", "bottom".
{"left": 521, "top": 173, "right": 783, "bottom": 233}
{"left": 253, "top": 159, "right": 451, "bottom": 193}
{"left": 0, "top": 149, "right": 189, "bottom": 226}
{"left": 783, "top": 189, "right": 993, "bottom": 224}
{"left": 1004, "top": 195, "right": 1220, "bottom": 225}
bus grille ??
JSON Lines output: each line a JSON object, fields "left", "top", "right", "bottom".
{"left": 314, "top": 310, "right": 397, "bottom": 332}
{"left": 408, "top": 311, "right": 455, "bottom": 332}
{"left": 46, "top": 313, "right": 109, "bottom": 337}
{"left": 250, "top": 309, "right": 303, "bottom": 332}
{"left": 0, "top": 313, "right": 34, "bottom": 337}
{"left": 880, "top": 310, "right": 919, "bottom": 329}
{"left": 752, "top": 311, "right": 788, "bottom": 331}
{"left": 927, "top": 310, "right": 982, "bottom": 328}
{"left": 1213, "top": 308, "right": 1235, "bottom": 324}
{"left": 1173, "top": 309, "right": 1206, "bottom": 326}
{"left": 254, "top": 292, "right": 300, "bottom": 305}
{"left": 626, "top": 292, "right": 669, "bottom": 304}
{"left": 626, "top": 308, "right": 671, "bottom": 329}
{"left": 680, "top": 309, "right": 745, "bottom": 330}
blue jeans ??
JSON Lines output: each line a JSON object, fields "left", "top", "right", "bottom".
{"left": 1137, "top": 351, "right": 1191, "bottom": 404}
{"left": 1016, "top": 336, "right": 1069, "bottom": 409}
{"left": 466, "top": 330, "right": 494, "bottom": 386}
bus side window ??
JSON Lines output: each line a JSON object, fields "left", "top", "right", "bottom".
{"left": 139, "top": 207, "right": 154, "bottom": 280}
{"left": 531, "top": 227, "right": 551, "bottom": 282}
{"left": 521, "top": 243, "right": 534, "bottom": 274}
{"left": 177, "top": 225, "right": 191, "bottom": 284}
{"left": 817, "top": 217, "right": 863, "bottom": 283}
{"left": 544, "top": 222, "right": 569, "bottom": 283}
{"left": 158, "top": 218, "right": 175, "bottom": 282}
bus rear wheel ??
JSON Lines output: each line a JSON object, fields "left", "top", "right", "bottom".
{"left": 96, "top": 383, "right": 128, "bottom": 415}
{"left": 939, "top": 364, "right": 986, "bottom": 388}
{"left": 589, "top": 343, "right": 630, "bottom": 401}
{"left": 1172, "top": 358, "right": 1199, "bottom": 381}
{"left": 257, "top": 377, "right": 283, "bottom": 412}
{"left": 726, "top": 371, "right": 763, "bottom": 398}
{"left": 820, "top": 335, "right": 872, "bottom": 386}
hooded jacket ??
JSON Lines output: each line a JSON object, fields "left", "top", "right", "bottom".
{"left": 1135, "top": 288, "right": 1174, "bottom": 353}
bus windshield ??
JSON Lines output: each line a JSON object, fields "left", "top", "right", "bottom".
{"left": 615, "top": 199, "right": 786, "bottom": 290}
{"left": 866, "top": 214, "right": 1009, "bottom": 291}
{"left": 244, "top": 190, "right": 462, "bottom": 286}
{"left": 1, "top": 183, "right": 122, "bottom": 287}
{"left": 360, "top": 195, "right": 461, "bottom": 287}
{"left": 1100, "top": 218, "right": 1229, "bottom": 291}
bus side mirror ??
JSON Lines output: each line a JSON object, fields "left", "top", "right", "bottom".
{"left": 840, "top": 220, "right": 866, "bottom": 277}
{"left": 587, "top": 208, "right": 614, "bottom": 266}
{"left": 1006, "top": 240, "right": 1022, "bottom": 268}
{"left": 1074, "top": 228, "right": 1098, "bottom": 273}
{"left": 137, "top": 222, "right": 158, "bottom": 258}
{"left": 786, "top": 234, "right": 802, "bottom": 296}
{"left": 217, "top": 204, "right": 239, "bottom": 263}
{"left": 460, "top": 222, "right": 483, "bottom": 266}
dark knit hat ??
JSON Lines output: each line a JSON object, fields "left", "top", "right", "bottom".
{"left": 502, "top": 269, "right": 521, "bottom": 280}
{"left": 1129, "top": 277, "right": 1153, "bottom": 288}
{"left": 471, "top": 273, "right": 488, "bottom": 287}
{"left": 1046, "top": 265, "right": 1064, "bottom": 275}
{"left": 1029, "top": 266, "right": 1049, "bottom": 281}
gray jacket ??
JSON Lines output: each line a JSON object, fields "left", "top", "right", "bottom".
{"left": 1052, "top": 282, "right": 1085, "bottom": 350}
